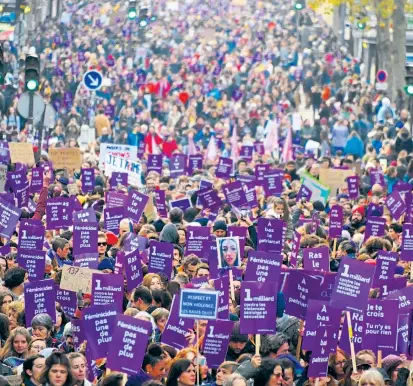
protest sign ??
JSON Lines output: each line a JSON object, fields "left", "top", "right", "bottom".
{"left": 216, "top": 237, "right": 241, "bottom": 268}
{"left": 29, "top": 167, "right": 43, "bottom": 194}
{"left": 364, "top": 217, "right": 386, "bottom": 240}
{"left": 92, "top": 273, "right": 124, "bottom": 313}
{"left": 0, "top": 165, "right": 6, "bottom": 193}
{"left": 303, "top": 246, "right": 330, "bottom": 272}
{"left": 330, "top": 257, "right": 376, "bottom": 313}
{"left": 147, "top": 154, "right": 163, "bottom": 174}
{"left": 179, "top": 289, "right": 219, "bottom": 320}
{"left": 386, "top": 191, "right": 407, "bottom": 221}
{"left": 329, "top": 205, "right": 344, "bottom": 238}
{"left": 49, "top": 148, "right": 82, "bottom": 170}
{"left": 0, "top": 197, "right": 21, "bottom": 238}
{"left": 378, "top": 277, "right": 407, "bottom": 299}
{"left": 24, "top": 279, "right": 56, "bottom": 326}
{"left": 401, "top": 224, "right": 413, "bottom": 261}
{"left": 387, "top": 285, "right": 413, "bottom": 312}
{"left": 239, "top": 146, "right": 253, "bottom": 162}
{"left": 339, "top": 311, "right": 364, "bottom": 353}
{"left": 257, "top": 218, "right": 284, "bottom": 253}
{"left": 7, "top": 169, "right": 27, "bottom": 192}
{"left": 223, "top": 181, "right": 248, "bottom": 208}
{"left": 347, "top": 175, "right": 359, "bottom": 199}
{"left": 106, "top": 191, "right": 128, "bottom": 208}
{"left": 124, "top": 250, "right": 143, "bottom": 291}
{"left": 319, "top": 168, "right": 353, "bottom": 196}
{"left": 308, "top": 326, "right": 337, "bottom": 378}
{"left": 301, "top": 172, "right": 330, "bottom": 204}
{"left": 262, "top": 170, "right": 283, "bottom": 197}
{"left": 56, "top": 287, "right": 77, "bottom": 317}
{"left": 73, "top": 208, "right": 96, "bottom": 224}
{"left": 244, "top": 251, "right": 282, "bottom": 283}
{"left": 255, "top": 164, "right": 270, "bottom": 185}
{"left": 106, "top": 315, "right": 152, "bottom": 375}
{"left": 81, "top": 168, "right": 95, "bottom": 193}
{"left": 83, "top": 304, "right": 117, "bottom": 360}
{"left": 170, "top": 197, "right": 192, "bottom": 212}
{"left": 125, "top": 190, "right": 149, "bottom": 223}
{"left": 18, "top": 224, "right": 44, "bottom": 251}
{"left": 110, "top": 172, "right": 128, "bottom": 189}
{"left": 17, "top": 250, "right": 45, "bottom": 282}
{"left": 227, "top": 226, "right": 247, "bottom": 257}
{"left": 198, "top": 187, "right": 222, "bottom": 210}
{"left": 148, "top": 240, "right": 173, "bottom": 277}
{"left": 370, "top": 169, "right": 385, "bottom": 186}
{"left": 188, "top": 155, "right": 203, "bottom": 175}
{"left": 103, "top": 207, "right": 124, "bottom": 233}
{"left": 373, "top": 251, "right": 398, "bottom": 285}
{"left": 215, "top": 157, "right": 233, "bottom": 179}
{"left": 73, "top": 223, "right": 98, "bottom": 256}
{"left": 186, "top": 226, "right": 210, "bottom": 257}
{"left": 244, "top": 182, "right": 259, "bottom": 209}
{"left": 397, "top": 314, "right": 410, "bottom": 355}
{"left": 99, "top": 144, "right": 137, "bottom": 169}
{"left": 240, "top": 281, "right": 277, "bottom": 334}
{"left": 46, "top": 197, "right": 72, "bottom": 230}
{"left": 296, "top": 184, "right": 312, "bottom": 202}
{"left": 60, "top": 265, "right": 101, "bottom": 294}
{"left": 202, "top": 319, "right": 234, "bottom": 369}
{"left": 211, "top": 274, "right": 230, "bottom": 319}
{"left": 170, "top": 154, "right": 187, "bottom": 178}
{"left": 154, "top": 189, "right": 168, "bottom": 217}
{"left": 8, "top": 143, "right": 35, "bottom": 165}
{"left": 74, "top": 253, "right": 99, "bottom": 269}
{"left": 105, "top": 154, "right": 142, "bottom": 188}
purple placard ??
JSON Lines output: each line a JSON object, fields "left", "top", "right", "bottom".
{"left": 74, "top": 253, "right": 99, "bottom": 269}
{"left": 125, "top": 190, "right": 149, "bottom": 223}
{"left": 202, "top": 319, "right": 234, "bottom": 369}
{"left": 106, "top": 315, "right": 151, "bottom": 375}
{"left": 244, "top": 251, "right": 282, "bottom": 283}
{"left": 215, "top": 157, "right": 233, "bottom": 179}
{"left": 24, "top": 279, "right": 56, "bottom": 327}
{"left": 17, "top": 250, "right": 45, "bottom": 282}
{"left": 170, "top": 154, "right": 187, "bottom": 178}
{"left": 198, "top": 187, "right": 222, "bottom": 210}
{"left": 254, "top": 141, "right": 264, "bottom": 155}
{"left": 81, "top": 168, "right": 95, "bottom": 194}
{"left": 186, "top": 226, "right": 211, "bottom": 258}
{"left": 18, "top": 224, "right": 45, "bottom": 251}
{"left": 257, "top": 218, "right": 284, "bottom": 253}
{"left": 0, "top": 197, "right": 22, "bottom": 238}
{"left": 308, "top": 325, "right": 337, "bottom": 378}
{"left": 170, "top": 197, "right": 192, "bottom": 212}
{"left": 378, "top": 277, "right": 407, "bottom": 299}
{"left": 339, "top": 310, "right": 364, "bottom": 354}
{"left": 16, "top": 180, "right": 30, "bottom": 208}
{"left": 223, "top": 181, "right": 248, "bottom": 208}
{"left": 386, "top": 191, "right": 407, "bottom": 221}
{"left": 7, "top": 170, "right": 27, "bottom": 191}
{"left": 147, "top": 154, "right": 163, "bottom": 175}
{"left": 212, "top": 275, "right": 230, "bottom": 319}
{"left": 347, "top": 175, "right": 359, "bottom": 199}
{"left": 303, "top": 246, "right": 330, "bottom": 272}
{"left": 397, "top": 314, "right": 410, "bottom": 355}
{"left": 0, "top": 142, "right": 10, "bottom": 164}
{"left": 83, "top": 303, "right": 117, "bottom": 360}
{"left": 154, "top": 190, "right": 168, "bottom": 217}
{"left": 104, "top": 207, "right": 124, "bottom": 233}
{"left": 373, "top": 251, "right": 398, "bottom": 286}
{"left": 366, "top": 203, "right": 384, "bottom": 218}
{"left": 114, "top": 251, "right": 124, "bottom": 275}
{"left": 73, "top": 208, "right": 96, "bottom": 224}
{"left": 46, "top": 197, "right": 72, "bottom": 230}
{"left": 329, "top": 256, "right": 376, "bottom": 313}
{"left": 148, "top": 240, "right": 173, "bottom": 277}
{"left": 104, "top": 104, "right": 115, "bottom": 118}
{"left": 296, "top": 184, "right": 312, "bottom": 202}
{"left": 239, "top": 146, "right": 253, "bottom": 162}
{"left": 244, "top": 182, "right": 258, "bottom": 209}
{"left": 188, "top": 155, "right": 203, "bottom": 175}
{"left": 387, "top": 285, "right": 413, "bottom": 312}
{"left": 161, "top": 294, "right": 195, "bottom": 350}
{"left": 30, "top": 167, "right": 43, "bottom": 194}
{"left": 73, "top": 223, "right": 98, "bottom": 256}
{"left": 91, "top": 274, "right": 123, "bottom": 313}
{"left": 401, "top": 224, "right": 413, "bottom": 261}
{"left": 240, "top": 281, "right": 277, "bottom": 334}
{"left": 110, "top": 172, "right": 128, "bottom": 189}
{"left": 56, "top": 287, "right": 77, "bottom": 317}
{"left": 302, "top": 300, "right": 342, "bottom": 351}
{"left": 284, "top": 269, "right": 320, "bottom": 319}
{"left": 329, "top": 205, "right": 343, "bottom": 238}
{"left": 370, "top": 169, "right": 385, "bottom": 186}
{"left": 124, "top": 250, "right": 143, "bottom": 291}
{"left": 255, "top": 164, "right": 270, "bottom": 185}
{"left": 364, "top": 217, "right": 386, "bottom": 240}
{"left": 262, "top": 169, "right": 284, "bottom": 197}
{"left": 106, "top": 191, "right": 128, "bottom": 208}
{"left": 289, "top": 231, "right": 301, "bottom": 267}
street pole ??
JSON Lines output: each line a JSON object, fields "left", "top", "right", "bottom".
{"left": 410, "top": 95, "right": 413, "bottom": 133}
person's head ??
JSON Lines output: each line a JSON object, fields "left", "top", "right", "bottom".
{"left": 99, "top": 373, "right": 124, "bottom": 386}
{"left": 228, "top": 323, "right": 248, "bottom": 355}
{"left": 143, "top": 273, "right": 163, "bottom": 291}
{"left": 23, "top": 355, "right": 46, "bottom": 386}
{"left": 216, "top": 362, "right": 239, "bottom": 385}
{"left": 388, "top": 223, "right": 402, "bottom": 242}
{"left": 31, "top": 313, "right": 54, "bottom": 339}
{"left": 160, "top": 224, "right": 180, "bottom": 244}
{"left": 382, "top": 355, "right": 404, "bottom": 383}
{"left": 132, "top": 286, "right": 153, "bottom": 311}
{"left": 329, "top": 349, "right": 349, "bottom": 377}
{"left": 98, "top": 232, "right": 108, "bottom": 256}
{"left": 278, "top": 358, "right": 295, "bottom": 386}
{"left": 29, "top": 338, "right": 47, "bottom": 356}
{"left": 169, "top": 208, "right": 184, "bottom": 225}
{"left": 356, "top": 350, "right": 376, "bottom": 367}
{"left": 223, "top": 374, "right": 247, "bottom": 386}
{"left": 351, "top": 206, "right": 365, "bottom": 223}
{"left": 68, "top": 352, "right": 87, "bottom": 383}
{"left": 173, "top": 246, "right": 182, "bottom": 267}
{"left": 195, "top": 263, "right": 210, "bottom": 279}
{"left": 119, "top": 219, "right": 131, "bottom": 236}
{"left": 143, "top": 344, "right": 169, "bottom": 381}
{"left": 213, "top": 221, "right": 227, "bottom": 238}
{"left": 166, "top": 359, "right": 196, "bottom": 386}
{"left": 253, "top": 358, "right": 284, "bottom": 386}
{"left": 359, "top": 369, "right": 385, "bottom": 386}
{"left": 52, "top": 238, "right": 70, "bottom": 259}
{"left": 151, "top": 308, "right": 169, "bottom": 333}
{"left": 40, "top": 352, "right": 73, "bottom": 386}
{"left": 182, "top": 255, "right": 201, "bottom": 278}
{"left": 0, "top": 327, "right": 31, "bottom": 359}
{"left": 260, "top": 334, "right": 289, "bottom": 358}
{"left": 0, "top": 292, "right": 13, "bottom": 314}
{"left": 62, "top": 323, "right": 74, "bottom": 352}
{"left": 4, "top": 267, "right": 27, "bottom": 293}
{"left": 7, "top": 300, "right": 24, "bottom": 329}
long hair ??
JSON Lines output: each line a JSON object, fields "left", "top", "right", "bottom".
{"left": 0, "top": 327, "right": 31, "bottom": 360}
{"left": 166, "top": 359, "right": 192, "bottom": 386}
{"left": 39, "top": 352, "right": 74, "bottom": 386}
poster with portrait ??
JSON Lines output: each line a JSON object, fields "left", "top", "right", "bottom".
{"left": 216, "top": 237, "right": 241, "bottom": 268}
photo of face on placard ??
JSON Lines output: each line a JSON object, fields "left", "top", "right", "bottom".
{"left": 217, "top": 237, "right": 241, "bottom": 268}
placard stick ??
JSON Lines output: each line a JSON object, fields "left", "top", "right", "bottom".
{"left": 229, "top": 269, "right": 235, "bottom": 302}
{"left": 346, "top": 311, "right": 357, "bottom": 373}
{"left": 196, "top": 320, "right": 200, "bottom": 386}
{"left": 410, "top": 262, "right": 413, "bottom": 280}
{"left": 295, "top": 319, "right": 304, "bottom": 359}
{"left": 408, "top": 359, "right": 413, "bottom": 386}
{"left": 332, "top": 238, "right": 337, "bottom": 258}
{"left": 256, "top": 334, "right": 261, "bottom": 355}
{"left": 315, "top": 378, "right": 319, "bottom": 386}
{"left": 377, "top": 350, "right": 382, "bottom": 368}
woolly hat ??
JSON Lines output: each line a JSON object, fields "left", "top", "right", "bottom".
{"left": 352, "top": 205, "right": 365, "bottom": 217}
{"left": 382, "top": 355, "right": 403, "bottom": 372}
{"left": 213, "top": 221, "right": 227, "bottom": 232}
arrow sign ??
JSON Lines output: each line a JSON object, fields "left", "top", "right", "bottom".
{"left": 83, "top": 70, "right": 103, "bottom": 91}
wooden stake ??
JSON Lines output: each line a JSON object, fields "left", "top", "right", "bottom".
{"left": 315, "top": 378, "right": 320, "bottom": 386}
{"left": 410, "top": 262, "right": 413, "bottom": 280}
{"left": 332, "top": 238, "right": 337, "bottom": 258}
{"left": 296, "top": 319, "right": 304, "bottom": 360}
{"left": 196, "top": 320, "right": 200, "bottom": 386}
{"left": 377, "top": 350, "right": 382, "bottom": 368}
{"left": 346, "top": 311, "right": 357, "bottom": 374}
{"left": 229, "top": 269, "right": 235, "bottom": 302}
{"left": 256, "top": 334, "right": 261, "bottom": 355}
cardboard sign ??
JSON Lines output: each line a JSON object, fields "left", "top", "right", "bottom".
{"left": 9, "top": 143, "right": 35, "bottom": 165}
{"left": 49, "top": 148, "right": 82, "bottom": 170}
{"left": 60, "top": 265, "right": 102, "bottom": 294}
{"left": 0, "top": 165, "right": 6, "bottom": 193}
{"left": 319, "top": 168, "right": 353, "bottom": 196}
{"left": 5, "top": 375, "right": 23, "bottom": 386}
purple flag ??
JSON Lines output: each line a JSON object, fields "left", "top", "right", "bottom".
{"left": 0, "top": 197, "right": 22, "bottom": 238}
{"left": 148, "top": 240, "right": 173, "bottom": 277}
{"left": 147, "top": 154, "right": 163, "bottom": 174}
{"left": 104, "top": 207, "right": 124, "bottom": 233}
{"left": 81, "top": 168, "right": 95, "bottom": 194}
{"left": 73, "top": 208, "right": 96, "bottom": 224}
{"left": 347, "top": 175, "right": 359, "bottom": 199}
{"left": 239, "top": 146, "right": 253, "bottom": 162}
{"left": 24, "top": 279, "right": 56, "bottom": 326}
{"left": 373, "top": 251, "right": 398, "bottom": 286}
{"left": 329, "top": 205, "right": 343, "bottom": 238}
{"left": 188, "top": 155, "right": 203, "bottom": 175}
{"left": 106, "top": 315, "right": 152, "bottom": 375}
{"left": 364, "top": 217, "right": 386, "bottom": 240}
{"left": 106, "top": 191, "right": 128, "bottom": 208}
{"left": 202, "top": 319, "right": 234, "bottom": 369}
{"left": 303, "top": 246, "right": 330, "bottom": 272}
{"left": 223, "top": 181, "right": 248, "bottom": 208}
{"left": 215, "top": 157, "right": 234, "bottom": 179}
{"left": 386, "top": 191, "right": 407, "bottom": 221}
{"left": 154, "top": 190, "right": 168, "bottom": 217}
{"left": 110, "top": 172, "right": 128, "bottom": 189}
{"left": 56, "top": 287, "right": 77, "bottom": 317}
{"left": 83, "top": 304, "right": 117, "bottom": 360}
{"left": 124, "top": 250, "right": 143, "bottom": 291}
{"left": 17, "top": 250, "right": 45, "bottom": 282}
{"left": 73, "top": 223, "right": 98, "bottom": 256}
{"left": 240, "top": 281, "right": 277, "bottom": 334}
{"left": 257, "top": 218, "right": 284, "bottom": 253}
{"left": 244, "top": 251, "right": 282, "bottom": 283}
{"left": 198, "top": 187, "right": 222, "bottom": 210}
{"left": 30, "top": 167, "right": 43, "bottom": 194}
{"left": 125, "top": 190, "right": 149, "bottom": 223}
{"left": 18, "top": 224, "right": 45, "bottom": 251}
{"left": 91, "top": 273, "right": 123, "bottom": 313}
{"left": 186, "top": 226, "right": 211, "bottom": 258}
{"left": 170, "top": 154, "right": 187, "bottom": 178}
{"left": 401, "top": 224, "right": 413, "bottom": 261}
{"left": 46, "top": 197, "right": 72, "bottom": 230}
{"left": 330, "top": 256, "right": 376, "bottom": 313}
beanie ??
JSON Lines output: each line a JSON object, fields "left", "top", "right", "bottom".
{"left": 213, "top": 221, "right": 227, "bottom": 232}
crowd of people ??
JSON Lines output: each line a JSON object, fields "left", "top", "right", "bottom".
{"left": 0, "top": 0, "right": 411, "bottom": 385}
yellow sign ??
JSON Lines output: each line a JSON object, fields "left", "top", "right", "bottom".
{"left": 60, "top": 265, "right": 102, "bottom": 295}
{"left": 49, "top": 148, "right": 82, "bottom": 170}
{"left": 8, "top": 142, "right": 35, "bottom": 165}
{"left": 319, "top": 168, "right": 354, "bottom": 197}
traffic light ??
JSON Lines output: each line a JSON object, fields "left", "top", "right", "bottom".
{"left": 24, "top": 54, "right": 40, "bottom": 92}
{"left": 356, "top": 21, "right": 366, "bottom": 30}
{"left": 138, "top": 7, "right": 149, "bottom": 27}
{"left": 294, "top": 0, "right": 305, "bottom": 10}
{"left": 17, "top": 0, "right": 31, "bottom": 14}
{"left": 405, "top": 84, "right": 413, "bottom": 96}
{"left": 0, "top": 45, "right": 5, "bottom": 85}
{"left": 128, "top": 0, "right": 137, "bottom": 20}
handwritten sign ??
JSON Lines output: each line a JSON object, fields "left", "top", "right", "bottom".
{"left": 49, "top": 148, "right": 82, "bottom": 170}
{"left": 60, "top": 265, "right": 102, "bottom": 294}
{"left": 9, "top": 143, "right": 35, "bottom": 165}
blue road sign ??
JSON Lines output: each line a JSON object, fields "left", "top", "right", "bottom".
{"left": 83, "top": 70, "right": 103, "bottom": 91}
{"left": 376, "top": 70, "right": 387, "bottom": 83}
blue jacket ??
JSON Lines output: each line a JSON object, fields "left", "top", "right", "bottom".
{"left": 344, "top": 136, "right": 364, "bottom": 159}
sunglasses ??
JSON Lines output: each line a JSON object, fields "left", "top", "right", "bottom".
{"left": 98, "top": 242, "right": 107, "bottom": 246}
{"left": 357, "top": 364, "right": 371, "bottom": 372}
